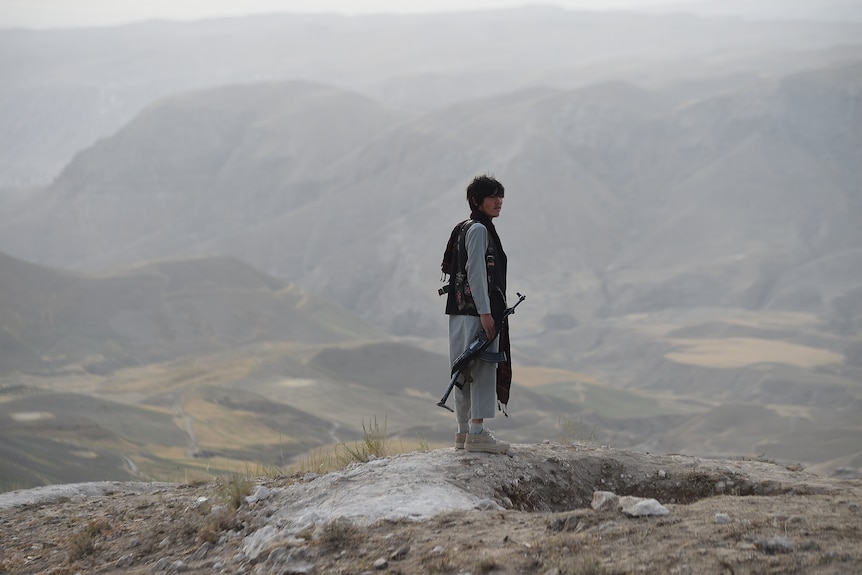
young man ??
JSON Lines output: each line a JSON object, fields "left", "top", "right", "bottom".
{"left": 443, "top": 175, "right": 510, "bottom": 454}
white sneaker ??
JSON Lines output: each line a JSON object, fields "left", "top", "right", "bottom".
{"left": 455, "top": 433, "right": 467, "bottom": 450}
{"left": 464, "top": 429, "right": 510, "bottom": 454}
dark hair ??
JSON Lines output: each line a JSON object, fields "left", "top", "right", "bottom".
{"left": 466, "top": 175, "right": 505, "bottom": 209}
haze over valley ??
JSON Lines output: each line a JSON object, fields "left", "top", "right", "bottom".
{"left": 1, "top": 2, "right": 860, "bottom": 490}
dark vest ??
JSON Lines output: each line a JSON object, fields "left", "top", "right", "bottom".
{"left": 444, "top": 220, "right": 507, "bottom": 321}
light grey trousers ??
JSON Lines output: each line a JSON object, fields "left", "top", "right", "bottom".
{"left": 449, "top": 314, "right": 499, "bottom": 422}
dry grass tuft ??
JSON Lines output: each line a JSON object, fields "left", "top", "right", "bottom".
{"left": 197, "top": 506, "right": 241, "bottom": 544}
{"left": 66, "top": 518, "right": 112, "bottom": 562}
{"left": 316, "top": 518, "right": 364, "bottom": 554}
{"left": 336, "top": 415, "right": 389, "bottom": 465}
{"left": 219, "top": 473, "right": 253, "bottom": 511}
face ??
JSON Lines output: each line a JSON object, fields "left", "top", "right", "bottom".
{"left": 478, "top": 194, "right": 503, "bottom": 218}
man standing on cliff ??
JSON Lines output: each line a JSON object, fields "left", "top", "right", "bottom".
{"left": 442, "top": 174, "right": 511, "bottom": 454}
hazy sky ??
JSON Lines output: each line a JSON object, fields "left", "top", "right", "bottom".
{"left": 1, "top": 0, "right": 706, "bottom": 29}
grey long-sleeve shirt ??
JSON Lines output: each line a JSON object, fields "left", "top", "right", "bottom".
{"left": 464, "top": 222, "right": 492, "bottom": 315}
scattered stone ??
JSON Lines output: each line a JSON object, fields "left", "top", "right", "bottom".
{"left": 548, "top": 515, "right": 581, "bottom": 532}
{"left": 265, "top": 560, "right": 315, "bottom": 575}
{"left": 756, "top": 535, "right": 795, "bottom": 554}
{"left": 591, "top": 491, "right": 669, "bottom": 516}
{"left": 715, "top": 513, "right": 732, "bottom": 524}
{"left": 591, "top": 491, "right": 620, "bottom": 511}
{"left": 373, "top": 557, "right": 389, "bottom": 569}
{"left": 295, "top": 511, "right": 320, "bottom": 533}
{"left": 266, "top": 547, "right": 291, "bottom": 564}
{"left": 246, "top": 485, "right": 271, "bottom": 504}
{"left": 262, "top": 548, "right": 316, "bottom": 575}
{"left": 243, "top": 525, "right": 280, "bottom": 560}
{"left": 193, "top": 542, "right": 214, "bottom": 560}
{"left": 619, "top": 496, "right": 669, "bottom": 517}
{"left": 390, "top": 545, "right": 410, "bottom": 560}
{"left": 475, "top": 498, "right": 502, "bottom": 510}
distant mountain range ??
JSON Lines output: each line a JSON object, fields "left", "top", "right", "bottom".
{"left": 2, "top": 63, "right": 860, "bottom": 342}
{"left": 2, "top": 7, "right": 861, "bottom": 185}
{"left": 1, "top": 8, "right": 861, "bottom": 488}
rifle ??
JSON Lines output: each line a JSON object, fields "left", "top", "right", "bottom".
{"left": 437, "top": 292, "right": 526, "bottom": 411}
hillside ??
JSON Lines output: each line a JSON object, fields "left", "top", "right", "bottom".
{"left": 2, "top": 62, "right": 862, "bottom": 486}
{"left": 0, "top": 251, "right": 394, "bottom": 489}
{"left": 2, "top": 7, "right": 862, "bottom": 493}
{"left": 2, "top": 64, "right": 859, "bottom": 359}
{"left": 0, "top": 251, "right": 605, "bottom": 489}
{"left": 3, "top": 64, "right": 861, "bottom": 339}
{"left": 2, "top": 7, "right": 860, "bottom": 186}
{"left": 0, "top": 444, "right": 859, "bottom": 574}
{"left": 0, "top": 250, "right": 379, "bottom": 376}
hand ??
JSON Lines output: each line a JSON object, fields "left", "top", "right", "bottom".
{"left": 480, "top": 313, "right": 496, "bottom": 340}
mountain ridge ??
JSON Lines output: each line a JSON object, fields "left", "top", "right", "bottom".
{"left": 2, "top": 62, "right": 860, "bottom": 341}
{"left": 2, "top": 8, "right": 860, "bottom": 185}
{"left": 0, "top": 249, "right": 381, "bottom": 376}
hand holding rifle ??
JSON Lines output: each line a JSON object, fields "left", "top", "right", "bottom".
{"left": 479, "top": 313, "right": 496, "bottom": 340}
{"left": 437, "top": 292, "right": 526, "bottom": 411}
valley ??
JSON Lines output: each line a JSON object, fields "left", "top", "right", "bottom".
{"left": 1, "top": 4, "right": 861, "bottom": 491}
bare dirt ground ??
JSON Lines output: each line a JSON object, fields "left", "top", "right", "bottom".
{"left": 0, "top": 443, "right": 859, "bottom": 575}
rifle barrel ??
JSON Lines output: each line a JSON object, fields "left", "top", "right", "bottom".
{"left": 436, "top": 372, "right": 459, "bottom": 411}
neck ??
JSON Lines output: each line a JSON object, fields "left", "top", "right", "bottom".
{"left": 471, "top": 209, "right": 493, "bottom": 222}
